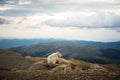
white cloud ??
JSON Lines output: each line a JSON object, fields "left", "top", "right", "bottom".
{"left": 0, "top": 24, "right": 120, "bottom": 42}
{"left": 0, "top": 13, "right": 52, "bottom": 28}
{"left": 0, "top": 5, "right": 14, "bottom": 11}
{"left": 18, "top": 0, "right": 32, "bottom": 5}
{"left": 106, "top": 9, "right": 120, "bottom": 15}
{"left": 1, "top": 8, "right": 120, "bottom": 29}
{"left": 0, "top": 7, "right": 11, "bottom": 11}
{"left": 45, "top": 10, "right": 120, "bottom": 29}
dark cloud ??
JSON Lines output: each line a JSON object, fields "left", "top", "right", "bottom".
{"left": 0, "top": 0, "right": 18, "bottom": 6}
{"left": 0, "top": 18, "right": 9, "bottom": 24}
{"left": 0, "top": 0, "right": 120, "bottom": 16}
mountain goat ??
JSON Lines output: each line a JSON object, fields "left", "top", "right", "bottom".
{"left": 47, "top": 51, "right": 62, "bottom": 64}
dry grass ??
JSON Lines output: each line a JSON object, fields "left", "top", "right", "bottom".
{"left": 25, "top": 56, "right": 47, "bottom": 62}
{"left": 67, "top": 58, "right": 92, "bottom": 69}
{"left": 0, "top": 69, "right": 120, "bottom": 80}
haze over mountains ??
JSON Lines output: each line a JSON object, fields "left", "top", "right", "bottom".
{"left": 0, "top": 39, "right": 62, "bottom": 49}
{"left": 0, "top": 39, "right": 120, "bottom": 49}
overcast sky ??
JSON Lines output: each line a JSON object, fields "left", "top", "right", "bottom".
{"left": 0, "top": 0, "right": 120, "bottom": 42}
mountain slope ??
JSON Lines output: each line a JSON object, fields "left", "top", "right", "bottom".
{"left": 12, "top": 41, "right": 120, "bottom": 64}
{"left": 0, "top": 49, "right": 34, "bottom": 70}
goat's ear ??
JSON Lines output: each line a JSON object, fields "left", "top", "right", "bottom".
{"left": 57, "top": 50, "right": 61, "bottom": 53}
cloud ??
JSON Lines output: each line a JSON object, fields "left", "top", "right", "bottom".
{"left": 0, "top": 16, "right": 28, "bottom": 24}
{"left": 0, "top": 0, "right": 120, "bottom": 16}
{"left": 0, "top": 6, "right": 13, "bottom": 11}
{"left": 0, "top": 18, "right": 9, "bottom": 24}
{"left": 18, "top": 0, "right": 32, "bottom": 5}
{"left": 44, "top": 11, "right": 120, "bottom": 29}
{"left": 21, "top": 0, "right": 120, "bottom": 5}
{"left": 0, "top": 0, "right": 120, "bottom": 30}
{"left": 0, "top": 0, "right": 120, "bottom": 7}
{"left": 0, "top": 25, "right": 120, "bottom": 42}
{"left": 0, "top": 0, "right": 120, "bottom": 29}
{"left": 0, "top": 0, "right": 31, "bottom": 5}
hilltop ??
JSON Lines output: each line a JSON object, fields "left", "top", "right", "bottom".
{"left": 0, "top": 49, "right": 120, "bottom": 80}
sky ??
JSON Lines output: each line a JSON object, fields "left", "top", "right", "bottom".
{"left": 0, "top": 0, "right": 120, "bottom": 42}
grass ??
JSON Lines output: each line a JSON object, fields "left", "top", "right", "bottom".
{"left": 25, "top": 56, "right": 47, "bottom": 62}
{"left": 67, "top": 58, "right": 92, "bottom": 69}
{"left": 0, "top": 50, "right": 34, "bottom": 70}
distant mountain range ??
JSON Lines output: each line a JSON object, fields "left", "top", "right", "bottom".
{"left": 74, "top": 40, "right": 120, "bottom": 49}
{"left": 0, "top": 38, "right": 62, "bottom": 49}
{"left": 0, "top": 38, "right": 120, "bottom": 49}
{"left": 12, "top": 41, "right": 120, "bottom": 64}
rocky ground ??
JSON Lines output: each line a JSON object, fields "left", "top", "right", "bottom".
{"left": 0, "top": 49, "right": 120, "bottom": 80}
{"left": 0, "top": 63, "right": 120, "bottom": 80}
{"left": 0, "top": 69, "right": 120, "bottom": 80}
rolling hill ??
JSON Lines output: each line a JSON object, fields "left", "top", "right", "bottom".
{"left": 12, "top": 41, "right": 120, "bottom": 64}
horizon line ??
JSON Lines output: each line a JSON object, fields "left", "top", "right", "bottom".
{"left": 0, "top": 37, "right": 119, "bottom": 43}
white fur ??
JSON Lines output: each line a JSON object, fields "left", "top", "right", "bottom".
{"left": 47, "top": 51, "right": 62, "bottom": 64}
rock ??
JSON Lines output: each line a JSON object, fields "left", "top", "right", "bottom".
{"left": 11, "top": 68, "right": 17, "bottom": 71}
{"left": 90, "top": 64, "right": 107, "bottom": 71}
{"left": 59, "top": 58, "right": 69, "bottom": 64}
{"left": 29, "top": 62, "right": 48, "bottom": 71}
{"left": 51, "top": 64, "right": 72, "bottom": 74}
